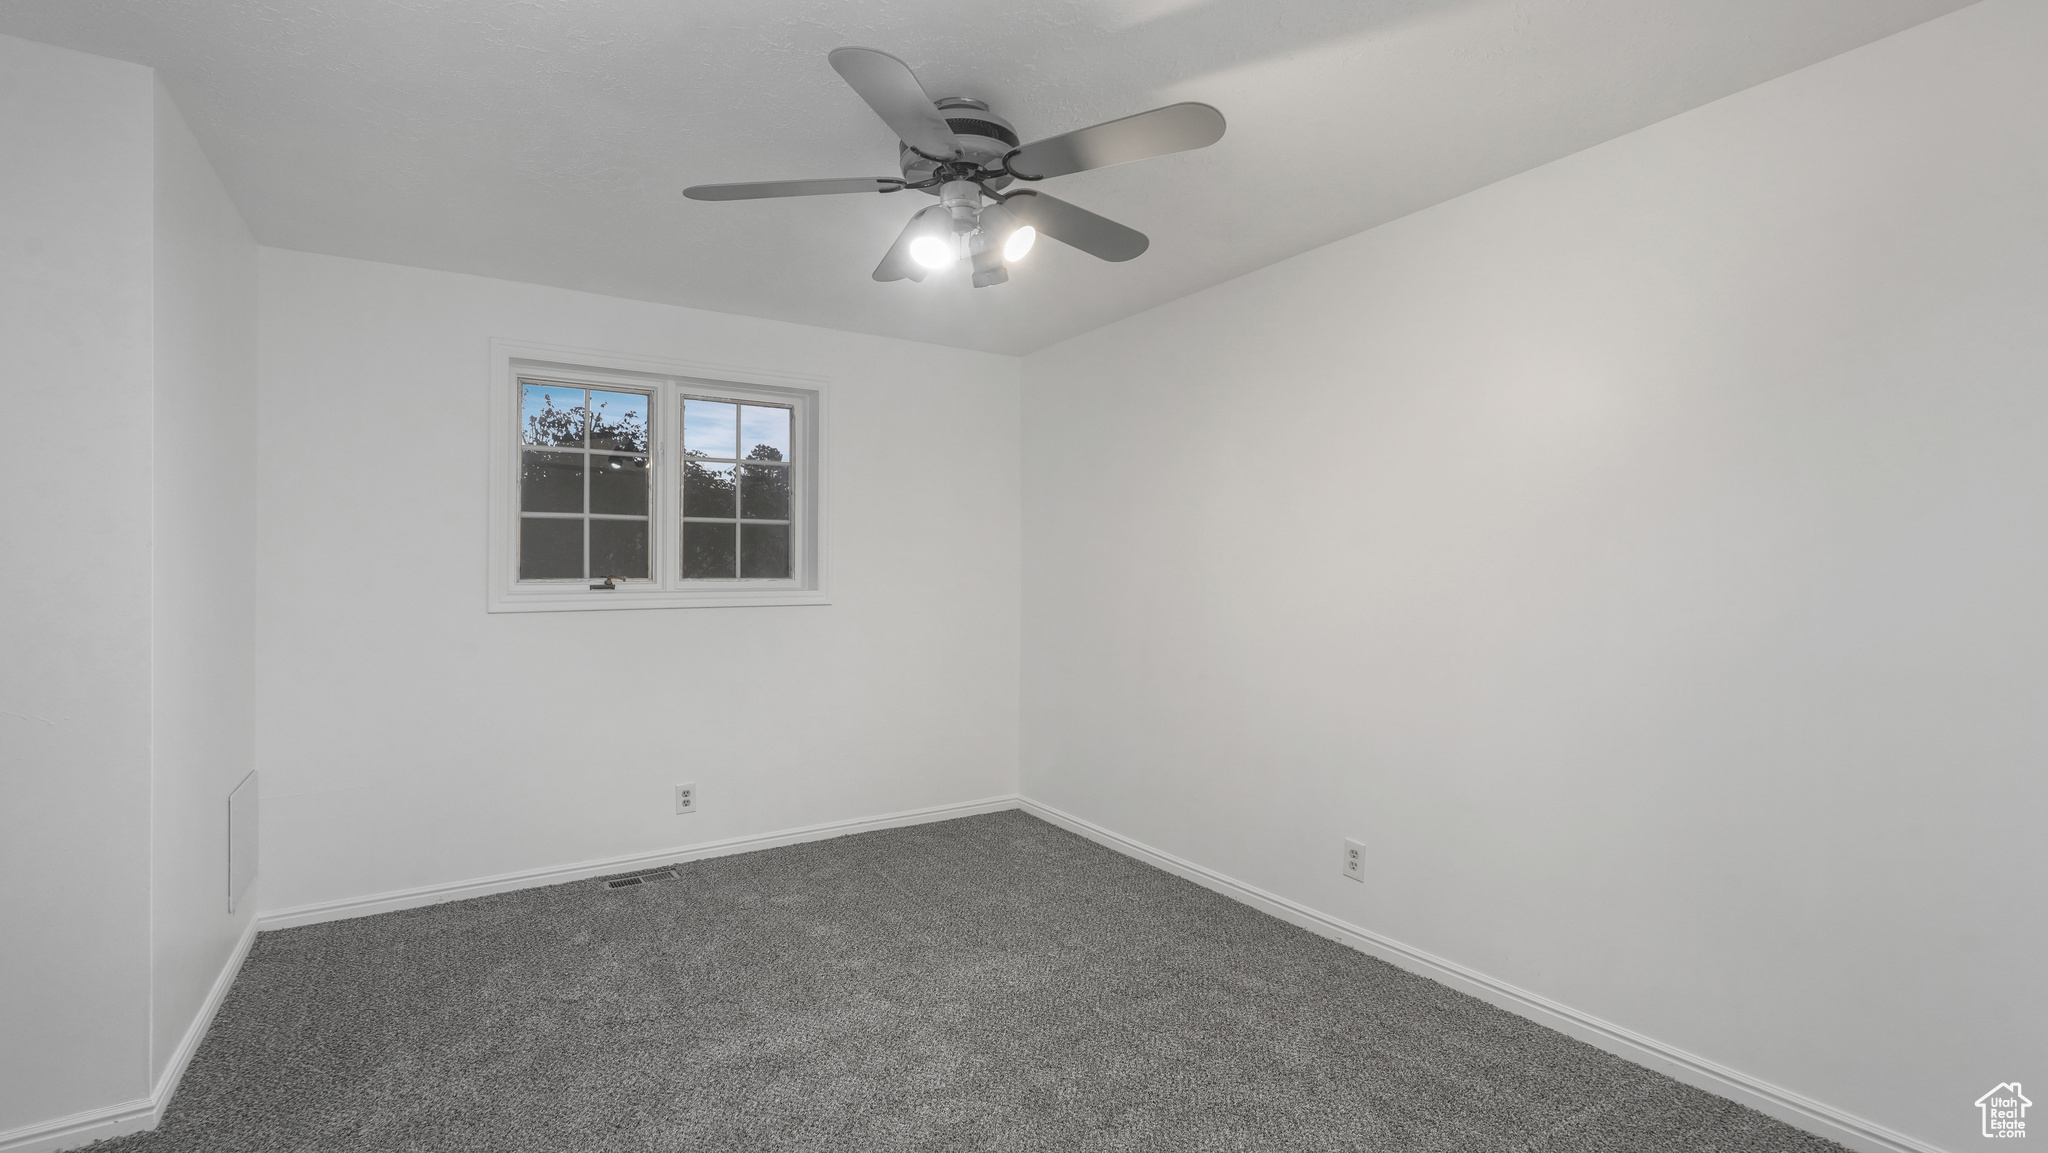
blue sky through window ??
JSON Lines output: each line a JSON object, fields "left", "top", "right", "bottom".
{"left": 588, "top": 389, "right": 648, "bottom": 451}
{"left": 521, "top": 384, "right": 585, "bottom": 446}
{"left": 685, "top": 400, "right": 737, "bottom": 458}
{"left": 740, "top": 405, "right": 790, "bottom": 461}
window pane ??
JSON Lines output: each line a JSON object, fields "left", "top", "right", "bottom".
{"left": 740, "top": 405, "right": 790, "bottom": 461}
{"left": 684, "top": 400, "right": 737, "bottom": 459}
{"left": 519, "top": 517, "right": 581, "bottom": 579}
{"left": 521, "top": 384, "right": 586, "bottom": 447}
{"left": 589, "top": 454, "right": 648, "bottom": 515}
{"left": 589, "top": 390, "right": 649, "bottom": 452}
{"left": 741, "top": 522, "right": 791, "bottom": 579}
{"left": 590, "top": 519, "right": 648, "bottom": 580}
{"left": 684, "top": 460, "right": 736, "bottom": 518}
{"left": 520, "top": 451, "right": 583, "bottom": 513}
{"left": 683, "top": 521, "right": 736, "bottom": 579}
{"left": 739, "top": 464, "right": 790, "bottom": 520}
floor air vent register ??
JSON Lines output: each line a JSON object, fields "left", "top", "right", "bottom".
{"left": 597, "top": 866, "right": 680, "bottom": 890}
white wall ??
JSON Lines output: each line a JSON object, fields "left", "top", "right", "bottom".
{"left": 0, "top": 33, "right": 157, "bottom": 1134}
{"left": 255, "top": 250, "right": 1020, "bottom": 913}
{"left": 150, "top": 84, "right": 259, "bottom": 1081}
{"left": 1020, "top": 3, "right": 2046, "bottom": 1150}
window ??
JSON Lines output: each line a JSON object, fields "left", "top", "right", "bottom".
{"left": 680, "top": 397, "right": 793, "bottom": 580}
{"left": 488, "top": 343, "right": 826, "bottom": 612}
{"left": 518, "top": 384, "right": 653, "bottom": 581}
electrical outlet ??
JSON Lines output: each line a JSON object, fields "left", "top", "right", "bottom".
{"left": 674, "top": 783, "right": 697, "bottom": 815}
{"left": 1343, "top": 839, "right": 1365, "bottom": 882}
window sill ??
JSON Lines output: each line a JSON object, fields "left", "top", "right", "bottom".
{"left": 488, "top": 583, "right": 831, "bottom": 613}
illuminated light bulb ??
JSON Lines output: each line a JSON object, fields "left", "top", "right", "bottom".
{"left": 1003, "top": 225, "right": 1037, "bottom": 263}
{"left": 909, "top": 234, "right": 955, "bottom": 270}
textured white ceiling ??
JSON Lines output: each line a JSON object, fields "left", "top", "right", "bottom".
{"left": 1, "top": 0, "right": 1975, "bottom": 354}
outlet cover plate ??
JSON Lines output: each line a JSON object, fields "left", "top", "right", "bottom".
{"left": 1343, "top": 838, "right": 1365, "bottom": 882}
{"left": 674, "top": 783, "right": 698, "bottom": 815}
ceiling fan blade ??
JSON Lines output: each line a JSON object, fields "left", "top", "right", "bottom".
{"left": 873, "top": 208, "right": 939, "bottom": 282}
{"left": 684, "top": 177, "right": 903, "bottom": 201}
{"left": 1005, "top": 102, "right": 1225, "bottom": 180}
{"left": 1000, "top": 191, "right": 1149, "bottom": 262}
{"left": 828, "top": 47, "right": 962, "bottom": 159}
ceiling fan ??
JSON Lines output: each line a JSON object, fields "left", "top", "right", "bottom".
{"left": 683, "top": 47, "right": 1226, "bottom": 287}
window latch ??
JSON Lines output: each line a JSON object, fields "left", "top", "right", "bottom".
{"left": 589, "top": 575, "right": 618, "bottom": 590}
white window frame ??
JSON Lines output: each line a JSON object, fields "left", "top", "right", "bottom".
{"left": 487, "top": 340, "right": 828, "bottom": 612}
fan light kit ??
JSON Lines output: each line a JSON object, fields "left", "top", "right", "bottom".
{"left": 684, "top": 47, "right": 1225, "bottom": 287}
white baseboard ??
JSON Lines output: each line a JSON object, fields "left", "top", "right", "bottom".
{"left": 0, "top": 916, "right": 260, "bottom": 1153}
{"left": 1017, "top": 797, "right": 1948, "bottom": 1153}
{"left": 257, "top": 793, "right": 1024, "bottom": 931}
{"left": 0, "top": 1099, "right": 155, "bottom": 1153}
{"left": 152, "top": 915, "right": 260, "bottom": 1114}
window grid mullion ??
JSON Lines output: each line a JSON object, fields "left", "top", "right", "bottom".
{"left": 580, "top": 390, "right": 592, "bottom": 580}
{"left": 731, "top": 406, "right": 742, "bottom": 577}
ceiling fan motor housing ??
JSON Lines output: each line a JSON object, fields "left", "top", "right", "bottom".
{"left": 901, "top": 98, "right": 1018, "bottom": 192}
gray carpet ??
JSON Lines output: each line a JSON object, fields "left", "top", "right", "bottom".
{"left": 99, "top": 810, "right": 1844, "bottom": 1152}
